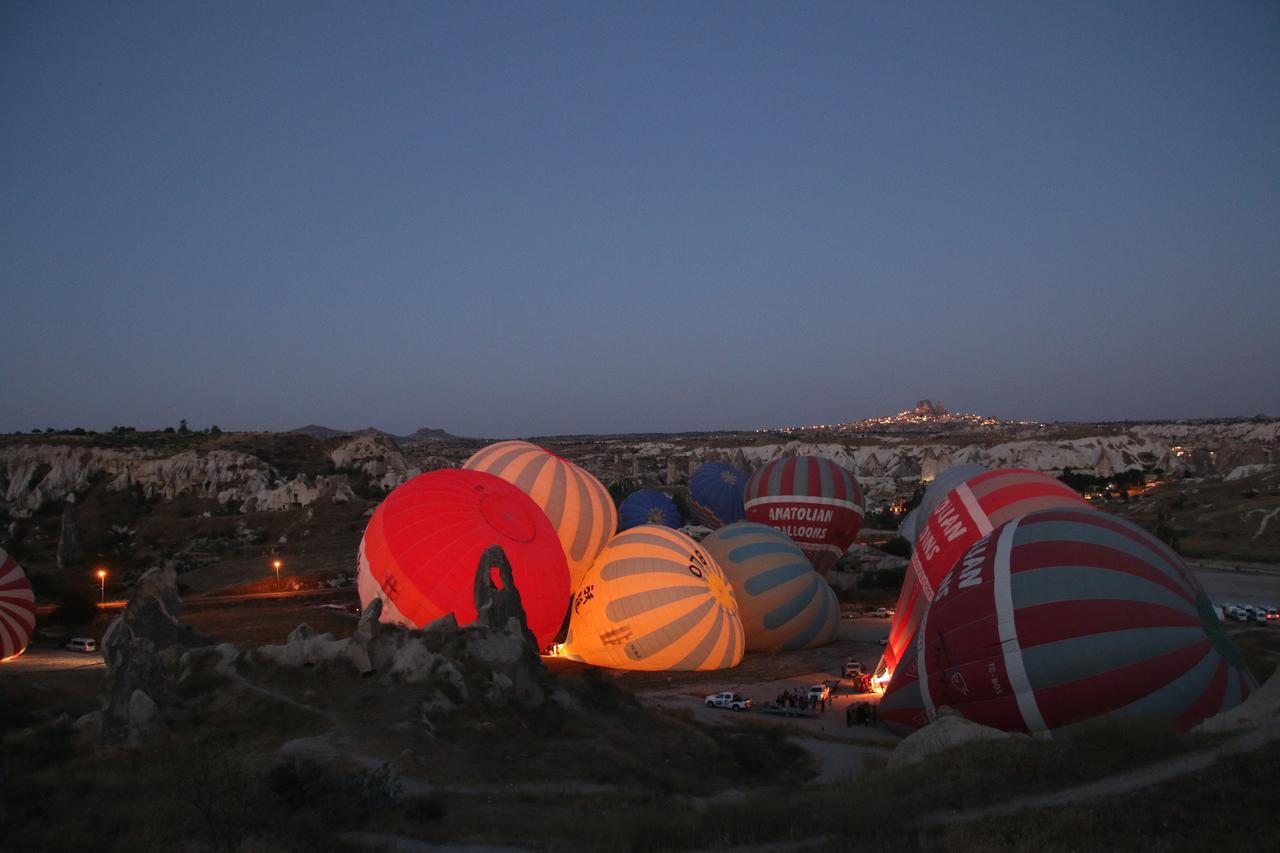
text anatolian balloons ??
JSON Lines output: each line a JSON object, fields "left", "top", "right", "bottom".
{"left": 744, "top": 456, "right": 864, "bottom": 574}
{"left": 880, "top": 508, "right": 1256, "bottom": 735}
{"left": 357, "top": 469, "right": 571, "bottom": 649}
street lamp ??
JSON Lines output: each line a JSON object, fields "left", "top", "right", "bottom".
{"left": 273, "top": 559, "right": 283, "bottom": 590}
{"left": 97, "top": 568, "right": 107, "bottom": 604}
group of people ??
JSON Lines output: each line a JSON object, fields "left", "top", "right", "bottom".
{"left": 774, "top": 688, "right": 826, "bottom": 713}
{"left": 847, "top": 700, "right": 879, "bottom": 727}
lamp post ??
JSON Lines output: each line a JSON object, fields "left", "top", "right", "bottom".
{"left": 273, "top": 559, "right": 282, "bottom": 591}
{"left": 97, "top": 568, "right": 107, "bottom": 605}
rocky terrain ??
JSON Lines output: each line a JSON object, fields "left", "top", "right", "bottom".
{"left": 1, "top": 407, "right": 1277, "bottom": 600}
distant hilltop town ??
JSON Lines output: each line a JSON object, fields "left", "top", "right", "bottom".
{"left": 772, "top": 400, "right": 1041, "bottom": 437}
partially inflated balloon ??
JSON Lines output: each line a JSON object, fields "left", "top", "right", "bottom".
{"left": 880, "top": 468, "right": 1088, "bottom": 677}
{"left": 357, "top": 469, "right": 571, "bottom": 649}
{"left": 563, "top": 526, "right": 744, "bottom": 671}
{"left": 881, "top": 508, "right": 1256, "bottom": 735}
{"left": 0, "top": 548, "right": 35, "bottom": 661}
{"left": 744, "top": 456, "right": 864, "bottom": 574}
{"left": 903, "top": 464, "right": 989, "bottom": 545}
{"left": 464, "top": 441, "right": 616, "bottom": 591}
{"left": 618, "top": 489, "right": 682, "bottom": 532}
{"left": 688, "top": 462, "right": 748, "bottom": 529}
{"left": 700, "top": 522, "right": 839, "bottom": 651}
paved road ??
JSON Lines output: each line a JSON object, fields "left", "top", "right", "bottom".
{"left": 1193, "top": 567, "right": 1280, "bottom": 607}
{"left": 0, "top": 647, "right": 105, "bottom": 675}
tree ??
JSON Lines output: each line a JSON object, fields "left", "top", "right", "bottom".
{"left": 209, "top": 425, "right": 222, "bottom": 436}
{"left": 1155, "top": 507, "right": 1182, "bottom": 554}
{"left": 178, "top": 419, "right": 190, "bottom": 434}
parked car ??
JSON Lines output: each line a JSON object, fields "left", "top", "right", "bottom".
{"left": 1254, "top": 609, "right": 1270, "bottom": 625}
{"left": 705, "top": 691, "right": 752, "bottom": 711}
{"left": 1265, "top": 608, "right": 1278, "bottom": 623}
{"left": 66, "top": 637, "right": 96, "bottom": 653}
{"left": 807, "top": 683, "right": 832, "bottom": 703}
{"left": 844, "top": 658, "right": 865, "bottom": 677}
{"left": 870, "top": 607, "right": 890, "bottom": 618}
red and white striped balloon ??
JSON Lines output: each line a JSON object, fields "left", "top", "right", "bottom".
{"left": 744, "top": 456, "right": 864, "bottom": 575}
{"left": 0, "top": 547, "right": 36, "bottom": 661}
{"left": 881, "top": 508, "right": 1256, "bottom": 735}
{"left": 881, "top": 468, "right": 1088, "bottom": 676}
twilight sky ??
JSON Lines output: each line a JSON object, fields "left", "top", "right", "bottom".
{"left": 3, "top": 2, "right": 1278, "bottom": 437}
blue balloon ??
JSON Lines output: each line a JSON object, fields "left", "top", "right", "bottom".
{"left": 618, "top": 489, "right": 682, "bottom": 531}
{"left": 689, "top": 462, "right": 748, "bottom": 529}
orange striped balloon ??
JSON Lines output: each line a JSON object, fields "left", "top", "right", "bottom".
{"left": 701, "top": 523, "right": 840, "bottom": 651}
{"left": 464, "top": 441, "right": 616, "bottom": 591}
{"left": 563, "top": 526, "right": 745, "bottom": 671}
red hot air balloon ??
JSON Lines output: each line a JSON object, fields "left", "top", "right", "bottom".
{"left": 743, "top": 456, "right": 863, "bottom": 575}
{"left": 879, "top": 468, "right": 1088, "bottom": 680}
{"left": 880, "top": 508, "right": 1257, "bottom": 735}
{"left": 0, "top": 547, "right": 36, "bottom": 661}
{"left": 357, "top": 469, "right": 571, "bottom": 649}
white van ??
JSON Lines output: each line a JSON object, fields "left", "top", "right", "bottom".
{"left": 66, "top": 637, "right": 97, "bottom": 653}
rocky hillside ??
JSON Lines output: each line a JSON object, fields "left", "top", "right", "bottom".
{"left": 2, "top": 415, "right": 1276, "bottom": 598}
{"left": 0, "top": 430, "right": 481, "bottom": 596}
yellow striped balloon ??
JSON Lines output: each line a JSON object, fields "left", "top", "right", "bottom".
{"left": 563, "top": 526, "right": 745, "bottom": 671}
{"left": 701, "top": 522, "right": 840, "bottom": 651}
{"left": 464, "top": 440, "right": 617, "bottom": 591}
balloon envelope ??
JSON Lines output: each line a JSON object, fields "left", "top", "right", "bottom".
{"left": 700, "top": 522, "right": 839, "bottom": 651}
{"left": 357, "top": 469, "right": 571, "bottom": 649}
{"left": 563, "top": 526, "right": 744, "bottom": 671}
{"left": 0, "top": 548, "right": 35, "bottom": 661}
{"left": 464, "top": 440, "right": 616, "bottom": 591}
{"left": 881, "top": 507, "right": 1256, "bottom": 735}
{"left": 907, "top": 464, "right": 989, "bottom": 545}
{"left": 881, "top": 468, "right": 1088, "bottom": 676}
{"left": 744, "top": 456, "right": 864, "bottom": 574}
{"left": 618, "top": 489, "right": 682, "bottom": 532}
{"left": 688, "top": 462, "right": 748, "bottom": 529}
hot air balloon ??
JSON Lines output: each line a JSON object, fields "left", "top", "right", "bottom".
{"left": 904, "top": 464, "right": 989, "bottom": 546}
{"left": 688, "top": 462, "right": 748, "bottom": 529}
{"left": 562, "top": 526, "right": 744, "bottom": 671}
{"left": 0, "top": 547, "right": 35, "bottom": 662}
{"left": 618, "top": 489, "right": 682, "bottom": 532}
{"left": 700, "top": 522, "right": 839, "bottom": 651}
{"left": 464, "top": 440, "right": 616, "bottom": 591}
{"left": 880, "top": 468, "right": 1088, "bottom": 679}
{"left": 357, "top": 469, "right": 571, "bottom": 649}
{"left": 743, "top": 456, "right": 864, "bottom": 574}
{"left": 880, "top": 507, "right": 1257, "bottom": 735}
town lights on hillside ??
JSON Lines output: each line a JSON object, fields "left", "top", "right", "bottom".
{"left": 96, "top": 568, "right": 107, "bottom": 604}
{"left": 273, "top": 559, "right": 283, "bottom": 590}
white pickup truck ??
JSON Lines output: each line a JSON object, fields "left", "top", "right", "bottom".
{"left": 704, "top": 691, "right": 752, "bottom": 711}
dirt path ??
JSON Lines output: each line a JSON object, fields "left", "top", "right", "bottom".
{"left": 790, "top": 735, "right": 887, "bottom": 784}
{"left": 915, "top": 720, "right": 1280, "bottom": 829}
